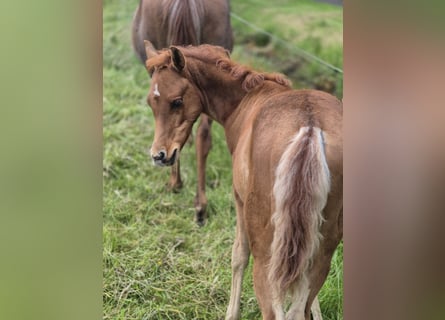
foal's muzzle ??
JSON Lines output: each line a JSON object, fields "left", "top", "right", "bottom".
{"left": 151, "top": 148, "right": 178, "bottom": 167}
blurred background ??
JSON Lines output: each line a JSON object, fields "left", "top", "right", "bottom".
{"left": 2, "top": 0, "right": 444, "bottom": 320}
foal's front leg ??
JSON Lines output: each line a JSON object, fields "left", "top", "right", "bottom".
{"left": 194, "top": 115, "right": 212, "bottom": 225}
{"left": 225, "top": 192, "right": 250, "bottom": 320}
{"left": 167, "top": 159, "right": 183, "bottom": 192}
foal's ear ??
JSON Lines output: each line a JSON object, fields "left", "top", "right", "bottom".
{"left": 144, "top": 40, "right": 158, "bottom": 59}
{"left": 169, "top": 46, "right": 185, "bottom": 72}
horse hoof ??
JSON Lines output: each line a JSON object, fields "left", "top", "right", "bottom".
{"left": 167, "top": 181, "right": 183, "bottom": 193}
{"left": 195, "top": 208, "right": 207, "bottom": 227}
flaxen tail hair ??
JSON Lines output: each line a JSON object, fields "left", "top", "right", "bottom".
{"left": 164, "top": 0, "right": 204, "bottom": 46}
{"left": 269, "top": 126, "right": 331, "bottom": 300}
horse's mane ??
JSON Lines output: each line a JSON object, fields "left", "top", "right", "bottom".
{"left": 163, "top": 0, "right": 204, "bottom": 46}
{"left": 146, "top": 45, "right": 292, "bottom": 92}
{"left": 215, "top": 58, "right": 292, "bottom": 92}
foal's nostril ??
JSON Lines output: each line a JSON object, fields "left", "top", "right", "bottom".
{"left": 153, "top": 151, "right": 166, "bottom": 161}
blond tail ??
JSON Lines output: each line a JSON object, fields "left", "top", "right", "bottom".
{"left": 269, "top": 126, "right": 330, "bottom": 298}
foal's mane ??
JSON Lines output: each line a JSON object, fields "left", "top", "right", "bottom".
{"left": 215, "top": 56, "right": 292, "bottom": 92}
{"left": 146, "top": 45, "right": 292, "bottom": 92}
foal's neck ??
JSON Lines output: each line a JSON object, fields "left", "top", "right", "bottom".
{"left": 202, "top": 79, "right": 289, "bottom": 154}
{"left": 189, "top": 59, "right": 290, "bottom": 153}
{"left": 197, "top": 73, "right": 246, "bottom": 127}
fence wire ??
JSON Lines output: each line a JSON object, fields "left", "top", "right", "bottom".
{"left": 230, "top": 12, "right": 343, "bottom": 75}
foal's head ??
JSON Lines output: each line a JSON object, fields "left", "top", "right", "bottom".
{"left": 143, "top": 41, "right": 228, "bottom": 166}
{"left": 144, "top": 42, "right": 200, "bottom": 167}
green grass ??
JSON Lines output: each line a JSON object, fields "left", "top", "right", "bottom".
{"left": 103, "top": 0, "right": 343, "bottom": 319}
{"left": 230, "top": 0, "right": 343, "bottom": 97}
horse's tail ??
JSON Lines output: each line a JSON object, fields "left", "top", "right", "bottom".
{"left": 269, "top": 126, "right": 330, "bottom": 299}
{"left": 166, "top": 0, "right": 204, "bottom": 46}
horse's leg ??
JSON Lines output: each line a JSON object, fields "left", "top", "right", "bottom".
{"left": 302, "top": 256, "right": 332, "bottom": 320}
{"left": 285, "top": 277, "right": 311, "bottom": 320}
{"left": 303, "top": 206, "right": 343, "bottom": 320}
{"left": 225, "top": 192, "right": 250, "bottom": 320}
{"left": 194, "top": 115, "right": 212, "bottom": 225}
{"left": 285, "top": 290, "right": 323, "bottom": 320}
{"left": 310, "top": 296, "right": 323, "bottom": 320}
{"left": 286, "top": 293, "right": 323, "bottom": 320}
{"left": 252, "top": 257, "right": 285, "bottom": 320}
{"left": 167, "top": 158, "right": 183, "bottom": 192}
{"left": 303, "top": 248, "right": 341, "bottom": 320}
{"left": 241, "top": 188, "right": 283, "bottom": 319}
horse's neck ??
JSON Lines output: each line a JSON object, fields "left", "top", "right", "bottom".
{"left": 199, "top": 75, "right": 246, "bottom": 126}
{"left": 189, "top": 62, "right": 288, "bottom": 152}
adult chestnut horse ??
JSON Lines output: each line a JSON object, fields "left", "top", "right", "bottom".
{"left": 143, "top": 42, "right": 342, "bottom": 320}
{"left": 132, "top": 0, "right": 233, "bottom": 224}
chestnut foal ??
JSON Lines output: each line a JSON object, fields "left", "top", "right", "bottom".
{"left": 144, "top": 42, "right": 342, "bottom": 320}
{"left": 132, "top": 0, "right": 233, "bottom": 224}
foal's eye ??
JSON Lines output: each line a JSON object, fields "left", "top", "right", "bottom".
{"left": 170, "top": 98, "right": 183, "bottom": 109}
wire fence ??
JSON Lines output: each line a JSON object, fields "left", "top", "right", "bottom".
{"left": 230, "top": 12, "right": 343, "bottom": 76}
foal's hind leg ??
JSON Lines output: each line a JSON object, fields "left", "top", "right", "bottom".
{"left": 285, "top": 277, "right": 311, "bottom": 320}
{"left": 167, "top": 159, "right": 183, "bottom": 192}
{"left": 310, "top": 296, "right": 323, "bottom": 320}
{"left": 283, "top": 297, "right": 322, "bottom": 320}
{"left": 194, "top": 115, "right": 212, "bottom": 225}
{"left": 283, "top": 279, "right": 323, "bottom": 320}
{"left": 253, "top": 257, "right": 285, "bottom": 320}
{"left": 303, "top": 206, "right": 343, "bottom": 320}
{"left": 225, "top": 192, "right": 250, "bottom": 320}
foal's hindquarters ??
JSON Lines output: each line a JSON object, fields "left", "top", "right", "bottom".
{"left": 226, "top": 88, "right": 342, "bottom": 320}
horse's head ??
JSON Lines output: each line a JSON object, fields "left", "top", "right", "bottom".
{"left": 144, "top": 41, "right": 203, "bottom": 167}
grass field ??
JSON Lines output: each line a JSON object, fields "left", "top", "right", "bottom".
{"left": 103, "top": 0, "right": 343, "bottom": 319}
